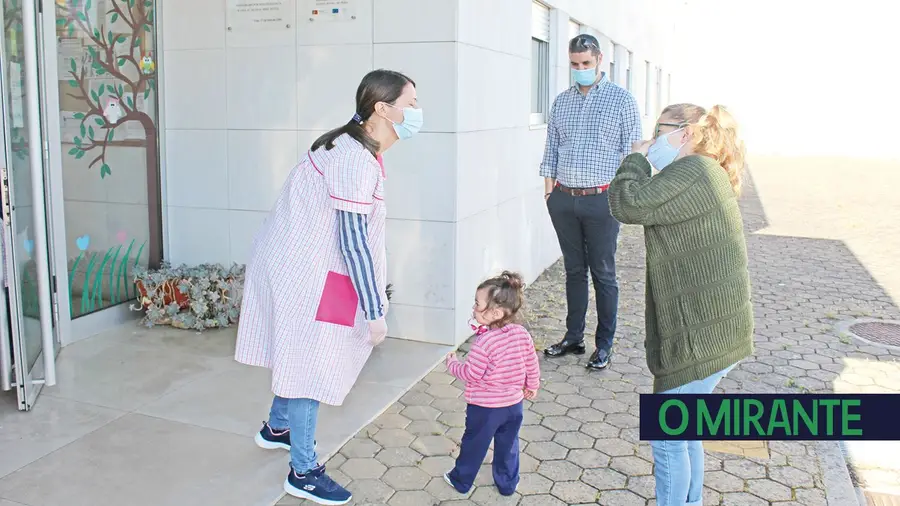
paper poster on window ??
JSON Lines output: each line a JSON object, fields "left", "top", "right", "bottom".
{"left": 308, "top": 0, "right": 357, "bottom": 22}
{"left": 227, "top": 1, "right": 294, "bottom": 31}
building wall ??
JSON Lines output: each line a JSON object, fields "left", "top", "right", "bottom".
{"left": 159, "top": 0, "right": 676, "bottom": 345}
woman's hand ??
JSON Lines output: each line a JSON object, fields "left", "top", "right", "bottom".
{"left": 367, "top": 318, "right": 388, "bottom": 346}
{"left": 631, "top": 140, "right": 652, "bottom": 156}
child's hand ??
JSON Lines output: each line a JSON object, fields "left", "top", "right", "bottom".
{"left": 445, "top": 352, "right": 456, "bottom": 362}
{"left": 523, "top": 389, "right": 538, "bottom": 401}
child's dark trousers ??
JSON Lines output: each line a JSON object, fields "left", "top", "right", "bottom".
{"left": 447, "top": 401, "right": 524, "bottom": 495}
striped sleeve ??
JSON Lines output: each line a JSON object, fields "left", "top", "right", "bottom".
{"left": 338, "top": 210, "right": 383, "bottom": 321}
{"left": 446, "top": 342, "right": 490, "bottom": 383}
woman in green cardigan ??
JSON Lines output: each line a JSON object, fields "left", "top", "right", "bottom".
{"left": 608, "top": 104, "right": 754, "bottom": 506}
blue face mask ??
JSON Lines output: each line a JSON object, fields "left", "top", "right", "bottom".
{"left": 387, "top": 105, "right": 423, "bottom": 140}
{"left": 571, "top": 67, "right": 597, "bottom": 87}
{"left": 647, "top": 128, "right": 686, "bottom": 170}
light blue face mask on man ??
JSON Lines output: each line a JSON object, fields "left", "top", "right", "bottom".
{"left": 647, "top": 128, "right": 686, "bottom": 170}
{"left": 387, "top": 104, "right": 424, "bottom": 140}
{"left": 571, "top": 68, "right": 597, "bottom": 87}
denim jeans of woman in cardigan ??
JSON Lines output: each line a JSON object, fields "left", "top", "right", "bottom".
{"left": 651, "top": 363, "right": 737, "bottom": 506}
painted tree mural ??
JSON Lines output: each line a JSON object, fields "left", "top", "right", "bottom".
{"left": 56, "top": 0, "right": 162, "bottom": 269}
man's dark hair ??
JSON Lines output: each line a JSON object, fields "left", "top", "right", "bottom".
{"left": 569, "top": 34, "right": 601, "bottom": 56}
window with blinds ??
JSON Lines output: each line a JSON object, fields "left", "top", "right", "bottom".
{"left": 568, "top": 20, "right": 580, "bottom": 43}
{"left": 531, "top": 1, "right": 550, "bottom": 125}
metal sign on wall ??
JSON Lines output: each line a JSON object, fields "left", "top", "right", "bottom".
{"left": 306, "top": 0, "right": 358, "bottom": 22}
{"left": 227, "top": 1, "right": 295, "bottom": 31}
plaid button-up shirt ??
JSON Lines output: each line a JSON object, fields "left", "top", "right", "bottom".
{"left": 540, "top": 74, "right": 643, "bottom": 188}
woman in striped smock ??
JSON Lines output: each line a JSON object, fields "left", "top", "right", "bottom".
{"left": 234, "top": 69, "right": 422, "bottom": 505}
{"left": 444, "top": 271, "right": 542, "bottom": 497}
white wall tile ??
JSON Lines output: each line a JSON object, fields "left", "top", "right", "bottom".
{"left": 456, "top": 127, "right": 535, "bottom": 220}
{"left": 457, "top": 44, "right": 529, "bottom": 132}
{"left": 297, "top": 45, "right": 373, "bottom": 130}
{"left": 374, "top": 0, "right": 456, "bottom": 43}
{"left": 296, "top": 0, "right": 374, "bottom": 46}
{"left": 374, "top": 43, "right": 457, "bottom": 133}
{"left": 457, "top": 0, "right": 530, "bottom": 59}
{"left": 166, "top": 207, "right": 231, "bottom": 266}
{"left": 165, "top": 130, "right": 229, "bottom": 209}
{"left": 228, "top": 210, "right": 268, "bottom": 265}
{"left": 161, "top": 0, "right": 225, "bottom": 50}
{"left": 385, "top": 218, "right": 455, "bottom": 309}
{"left": 386, "top": 304, "right": 457, "bottom": 345}
{"left": 227, "top": 130, "right": 299, "bottom": 212}
{"left": 227, "top": 46, "right": 299, "bottom": 130}
{"left": 163, "top": 50, "right": 227, "bottom": 130}
{"left": 383, "top": 133, "right": 456, "bottom": 222}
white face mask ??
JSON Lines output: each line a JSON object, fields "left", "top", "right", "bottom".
{"left": 647, "top": 128, "right": 686, "bottom": 170}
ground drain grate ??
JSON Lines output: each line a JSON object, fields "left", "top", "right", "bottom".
{"left": 836, "top": 319, "right": 900, "bottom": 350}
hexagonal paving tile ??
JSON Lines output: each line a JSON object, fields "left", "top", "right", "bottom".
{"left": 374, "top": 412, "right": 413, "bottom": 429}
{"left": 530, "top": 402, "right": 569, "bottom": 416}
{"left": 720, "top": 491, "right": 768, "bottom": 505}
{"left": 437, "top": 412, "right": 468, "bottom": 428}
{"left": 746, "top": 478, "right": 792, "bottom": 501}
{"left": 568, "top": 407, "right": 606, "bottom": 423}
{"left": 605, "top": 412, "right": 641, "bottom": 428}
{"left": 388, "top": 490, "right": 438, "bottom": 506}
{"left": 626, "top": 475, "right": 656, "bottom": 498}
{"left": 580, "top": 422, "right": 621, "bottom": 439}
{"left": 340, "top": 457, "right": 387, "bottom": 480}
{"left": 594, "top": 437, "right": 635, "bottom": 457}
{"left": 382, "top": 466, "right": 431, "bottom": 491}
{"left": 580, "top": 387, "right": 615, "bottom": 400}
{"left": 345, "top": 478, "right": 395, "bottom": 503}
{"left": 424, "top": 371, "right": 455, "bottom": 385}
{"left": 425, "top": 476, "right": 469, "bottom": 501}
{"left": 372, "top": 428, "right": 416, "bottom": 448}
{"left": 340, "top": 438, "right": 382, "bottom": 458}
{"left": 426, "top": 383, "right": 464, "bottom": 399}
{"left": 591, "top": 398, "right": 629, "bottom": 413}
{"left": 723, "top": 459, "right": 766, "bottom": 479}
{"left": 519, "top": 494, "right": 567, "bottom": 506}
{"left": 556, "top": 394, "right": 592, "bottom": 408}
{"left": 609, "top": 455, "right": 653, "bottom": 476}
{"left": 520, "top": 424, "right": 555, "bottom": 442}
{"left": 401, "top": 405, "right": 441, "bottom": 421}
{"left": 400, "top": 390, "right": 435, "bottom": 406}
{"left": 568, "top": 448, "right": 611, "bottom": 469}
{"left": 552, "top": 431, "right": 595, "bottom": 449}
{"left": 704, "top": 470, "right": 746, "bottom": 493}
{"left": 550, "top": 481, "right": 598, "bottom": 504}
{"left": 768, "top": 464, "right": 814, "bottom": 487}
{"left": 543, "top": 381, "right": 579, "bottom": 395}
{"left": 524, "top": 441, "right": 569, "bottom": 460}
{"left": 416, "top": 455, "right": 454, "bottom": 477}
{"left": 597, "top": 489, "right": 645, "bottom": 506}
{"left": 411, "top": 435, "right": 456, "bottom": 456}
{"left": 540, "top": 415, "right": 582, "bottom": 432}
{"left": 517, "top": 472, "right": 554, "bottom": 495}
{"left": 432, "top": 397, "right": 467, "bottom": 413}
{"left": 581, "top": 468, "right": 627, "bottom": 490}
{"left": 376, "top": 447, "right": 423, "bottom": 467}
{"left": 537, "top": 459, "right": 583, "bottom": 481}
{"left": 471, "top": 487, "right": 521, "bottom": 505}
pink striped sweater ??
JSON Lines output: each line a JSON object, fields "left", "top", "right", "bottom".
{"left": 446, "top": 324, "right": 541, "bottom": 408}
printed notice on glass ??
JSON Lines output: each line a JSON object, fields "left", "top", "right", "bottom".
{"left": 227, "top": 1, "right": 294, "bottom": 31}
{"left": 308, "top": 0, "right": 357, "bottom": 22}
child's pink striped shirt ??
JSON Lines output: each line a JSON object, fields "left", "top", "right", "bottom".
{"left": 446, "top": 324, "right": 541, "bottom": 408}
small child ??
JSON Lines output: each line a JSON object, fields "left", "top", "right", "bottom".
{"left": 443, "top": 271, "right": 541, "bottom": 496}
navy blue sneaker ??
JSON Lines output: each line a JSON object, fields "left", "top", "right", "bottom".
{"left": 284, "top": 465, "right": 351, "bottom": 505}
{"left": 254, "top": 421, "right": 290, "bottom": 451}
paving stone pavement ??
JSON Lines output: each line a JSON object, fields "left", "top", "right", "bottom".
{"left": 278, "top": 172, "right": 900, "bottom": 505}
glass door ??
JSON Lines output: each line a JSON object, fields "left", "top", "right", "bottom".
{"left": 0, "top": 0, "right": 59, "bottom": 410}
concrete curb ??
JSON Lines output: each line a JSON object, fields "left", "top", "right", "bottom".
{"left": 817, "top": 440, "right": 862, "bottom": 506}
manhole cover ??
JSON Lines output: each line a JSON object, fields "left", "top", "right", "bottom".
{"left": 836, "top": 319, "right": 900, "bottom": 350}
{"left": 849, "top": 321, "right": 900, "bottom": 347}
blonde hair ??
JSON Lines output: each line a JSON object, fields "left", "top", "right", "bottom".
{"left": 659, "top": 103, "right": 747, "bottom": 195}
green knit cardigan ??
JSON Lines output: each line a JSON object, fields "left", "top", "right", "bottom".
{"left": 608, "top": 153, "right": 754, "bottom": 393}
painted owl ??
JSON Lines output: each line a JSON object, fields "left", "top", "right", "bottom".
{"left": 140, "top": 53, "right": 155, "bottom": 75}
{"left": 103, "top": 97, "right": 123, "bottom": 124}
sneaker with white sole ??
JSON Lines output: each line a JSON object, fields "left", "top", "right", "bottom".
{"left": 254, "top": 421, "right": 290, "bottom": 450}
{"left": 283, "top": 465, "right": 351, "bottom": 505}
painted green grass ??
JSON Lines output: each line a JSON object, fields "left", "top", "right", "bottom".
{"left": 67, "top": 239, "right": 147, "bottom": 317}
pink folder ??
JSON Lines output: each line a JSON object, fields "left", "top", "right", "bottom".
{"left": 315, "top": 271, "right": 359, "bottom": 327}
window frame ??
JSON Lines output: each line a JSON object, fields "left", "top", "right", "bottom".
{"left": 626, "top": 50, "right": 634, "bottom": 92}
{"left": 644, "top": 60, "right": 652, "bottom": 116}
{"left": 530, "top": 1, "right": 552, "bottom": 126}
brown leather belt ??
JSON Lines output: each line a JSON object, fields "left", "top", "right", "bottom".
{"left": 555, "top": 182, "right": 610, "bottom": 196}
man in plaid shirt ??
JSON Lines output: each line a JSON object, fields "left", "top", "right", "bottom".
{"left": 540, "top": 34, "right": 643, "bottom": 370}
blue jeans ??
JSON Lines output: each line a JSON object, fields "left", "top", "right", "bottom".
{"left": 651, "top": 364, "right": 736, "bottom": 506}
{"left": 546, "top": 189, "right": 620, "bottom": 351}
{"left": 268, "top": 396, "right": 319, "bottom": 473}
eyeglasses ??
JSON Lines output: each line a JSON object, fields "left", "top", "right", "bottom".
{"left": 654, "top": 122, "right": 685, "bottom": 137}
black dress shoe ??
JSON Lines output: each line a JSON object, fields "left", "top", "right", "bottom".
{"left": 586, "top": 349, "right": 612, "bottom": 369}
{"left": 543, "top": 340, "right": 586, "bottom": 357}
